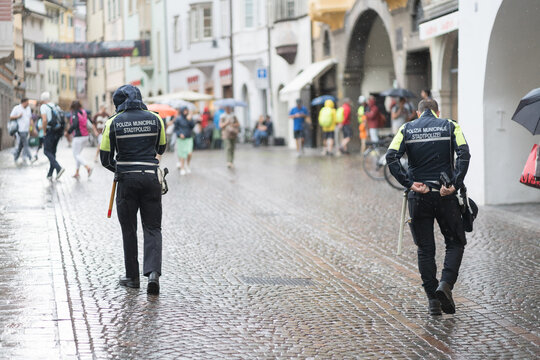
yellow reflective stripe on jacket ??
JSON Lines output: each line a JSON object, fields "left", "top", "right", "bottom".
{"left": 99, "top": 112, "right": 122, "bottom": 151}
{"left": 448, "top": 119, "right": 467, "bottom": 146}
{"left": 144, "top": 110, "right": 167, "bottom": 145}
{"left": 388, "top": 124, "right": 406, "bottom": 151}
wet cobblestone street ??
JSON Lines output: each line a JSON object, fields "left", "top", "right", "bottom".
{"left": 1, "top": 140, "right": 539, "bottom": 359}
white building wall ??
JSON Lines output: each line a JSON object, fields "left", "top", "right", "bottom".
{"left": 232, "top": 0, "right": 270, "bottom": 133}
{"left": 43, "top": 2, "right": 60, "bottom": 104}
{"left": 166, "top": 0, "right": 231, "bottom": 106}
{"left": 459, "top": 0, "right": 540, "bottom": 205}
{"left": 23, "top": 9, "right": 46, "bottom": 101}
{"left": 270, "top": 15, "right": 312, "bottom": 147}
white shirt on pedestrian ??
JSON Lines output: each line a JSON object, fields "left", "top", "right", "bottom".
{"left": 40, "top": 102, "right": 56, "bottom": 125}
{"left": 10, "top": 104, "right": 32, "bottom": 132}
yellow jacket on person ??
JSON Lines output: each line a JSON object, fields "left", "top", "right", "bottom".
{"left": 318, "top": 99, "right": 337, "bottom": 132}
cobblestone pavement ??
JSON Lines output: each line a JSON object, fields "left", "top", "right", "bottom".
{"left": 0, "top": 140, "right": 539, "bottom": 359}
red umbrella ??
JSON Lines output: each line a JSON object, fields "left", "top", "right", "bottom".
{"left": 147, "top": 103, "right": 178, "bottom": 118}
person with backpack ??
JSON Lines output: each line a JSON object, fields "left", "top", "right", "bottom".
{"left": 336, "top": 98, "right": 352, "bottom": 154}
{"left": 67, "top": 100, "right": 97, "bottom": 179}
{"left": 318, "top": 99, "right": 337, "bottom": 155}
{"left": 40, "top": 91, "right": 65, "bottom": 180}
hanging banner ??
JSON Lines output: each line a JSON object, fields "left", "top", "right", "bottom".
{"left": 34, "top": 40, "right": 151, "bottom": 59}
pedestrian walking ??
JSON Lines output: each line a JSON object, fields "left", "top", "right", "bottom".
{"left": 358, "top": 96, "right": 368, "bottom": 154}
{"left": 390, "top": 97, "right": 414, "bottom": 134}
{"left": 365, "top": 96, "right": 381, "bottom": 142}
{"left": 337, "top": 98, "right": 352, "bottom": 154}
{"left": 100, "top": 84, "right": 167, "bottom": 295}
{"left": 92, "top": 105, "right": 110, "bottom": 163}
{"left": 173, "top": 106, "right": 195, "bottom": 175}
{"left": 386, "top": 98, "right": 471, "bottom": 316}
{"left": 33, "top": 110, "right": 45, "bottom": 162}
{"left": 9, "top": 98, "right": 34, "bottom": 165}
{"left": 67, "top": 100, "right": 97, "bottom": 179}
{"left": 219, "top": 106, "right": 240, "bottom": 168}
{"left": 318, "top": 99, "right": 337, "bottom": 155}
{"left": 40, "top": 92, "right": 66, "bottom": 180}
{"left": 289, "top": 99, "right": 309, "bottom": 156}
{"left": 212, "top": 106, "right": 225, "bottom": 149}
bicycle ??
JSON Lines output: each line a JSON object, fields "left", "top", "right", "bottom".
{"left": 362, "top": 136, "right": 392, "bottom": 180}
{"left": 384, "top": 154, "right": 409, "bottom": 190}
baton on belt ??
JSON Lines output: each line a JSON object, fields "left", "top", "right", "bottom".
{"left": 107, "top": 177, "right": 118, "bottom": 218}
{"left": 397, "top": 189, "right": 410, "bottom": 255}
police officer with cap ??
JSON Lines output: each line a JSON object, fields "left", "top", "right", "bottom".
{"left": 386, "top": 98, "right": 471, "bottom": 315}
{"left": 100, "top": 84, "right": 167, "bottom": 295}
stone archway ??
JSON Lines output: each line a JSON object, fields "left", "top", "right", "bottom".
{"left": 434, "top": 31, "right": 458, "bottom": 120}
{"left": 343, "top": 8, "right": 395, "bottom": 149}
{"left": 344, "top": 10, "right": 394, "bottom": 103}
{"left": 482, "top": 0, "right": 540, "bottom": 204}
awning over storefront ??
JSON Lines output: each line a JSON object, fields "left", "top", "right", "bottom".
{"left": 279, "top": 58, "right": 336, "bottom": 101}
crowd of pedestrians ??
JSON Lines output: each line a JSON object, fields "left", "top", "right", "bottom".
{"left": 7, "top": 87, "right": 435, "bottom": 177}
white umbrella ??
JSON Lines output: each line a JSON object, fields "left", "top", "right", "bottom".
{"left": 146, "top": 90, "right": 213, "bottom": 103}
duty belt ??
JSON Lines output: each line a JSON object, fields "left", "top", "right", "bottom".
{"left": 121, "top": 169, "right": 156, "bottom": 174}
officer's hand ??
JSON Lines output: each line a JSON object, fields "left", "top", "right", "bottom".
{"left": 410, "top": 182, "right": 429, "bottom": 194}
{"left": 440, "top": 185, "right": 456, "bottom": 197}
{"left": 180, "top": 134, "right": 185, "bottom": 139}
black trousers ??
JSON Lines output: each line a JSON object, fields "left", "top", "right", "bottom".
{"left": 116, "top": 172, "right": 162, "bottom": 278}
{"left": 44, "top": 133, "right": 62, "bottom": 177}
{"left": 408, "top": 191, "right": 466, "bottom": 299}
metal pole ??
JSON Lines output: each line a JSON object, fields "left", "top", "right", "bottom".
{"left": 397, "top": 190, "right": 409, "bottom": 255}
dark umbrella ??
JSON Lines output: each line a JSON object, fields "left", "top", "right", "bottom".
{"left": 511, "top": 88, "right": 540, "bottom": 135}
{"left": 311, "top": 95, "right": 336, "bottom": 106}
{"left": 380, "top": 88, "right": 416, "bottom": 98}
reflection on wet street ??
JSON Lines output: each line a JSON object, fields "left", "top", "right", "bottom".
{"left": 1, "top": 141, "right": 539, "bottom": 359}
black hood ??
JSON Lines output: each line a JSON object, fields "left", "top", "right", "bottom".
{"left": 112, "top": 85, "right": 148, "bottom": 112}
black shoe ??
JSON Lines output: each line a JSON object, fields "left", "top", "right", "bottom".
{"left": 428, "top": 299, "right": 442, "bottom": 315}
{"left": 435, "top": 281, "right": 456, "bottom": 314}
{"left": 147, "top": 271, "right": 160, "bottom": 295}
{"left": 119, "top": 276, "right": 140, "bottom": 288}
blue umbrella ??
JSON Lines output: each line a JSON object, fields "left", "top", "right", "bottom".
{"left": 214, "top": 98, "right": 248, "bottom": 108}
{"left": 311, "top": 95, "right": 336, "bottom": 106}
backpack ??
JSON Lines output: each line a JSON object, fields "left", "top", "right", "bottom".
{"left": 46, "top": 104, "right": 65, "bottom": 133}
{"left": 336, "top": 107, "right": 345, "bottom": 124}
{"left": 319, "top": 107, "right": 333, "bottom": 128}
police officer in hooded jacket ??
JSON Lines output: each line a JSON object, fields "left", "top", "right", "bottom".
{"left": 386, "top": 99, "right": 470, "bottom": 316}
{"left": 100, "top": 84, "right": 167, "bottom": 295}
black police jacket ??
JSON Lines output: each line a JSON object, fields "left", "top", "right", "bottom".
{"left": 100, "top": 85, "right": 166, "bottom": 173}
{"left": 385, "top": 110, "right": 471, "bottom": 190}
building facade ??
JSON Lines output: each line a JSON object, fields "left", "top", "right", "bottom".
{"left": 231, "top": 0, "right": 270, "bottom": 132}
{"left": 73, "top": 4, "right": 87, "bottom": 107}
{"left": 43, "top": 0, "right": 62, "bottom": 105}
{"left": 86, "top": 0, "right": 106, "bottom": 114}
{"left": 459, "top": 0, "right": 540, "bottom": 205}
{"left": 125, "top": 0, "right": 168, "bottom": 99}
{"left": 0, "top": 0, "right": 15, "bottom": 149}
{"left": 104, "top": 0, "right": 124, "bottom": 110}
{"left": 57, "top": 0, "right": 76, "bottom": 109}
{"left": 20, "top": 0, "right": 48, "bottom": 102}
{"left": 271, "top": 0, "right": 312, "bottom": 146}
{"left": 166, "top": 0, "right": 231, "bottom": 105}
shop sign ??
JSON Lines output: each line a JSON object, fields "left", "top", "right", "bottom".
{"left": 419, "top": 11, "right": 459, "bottom": 40}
